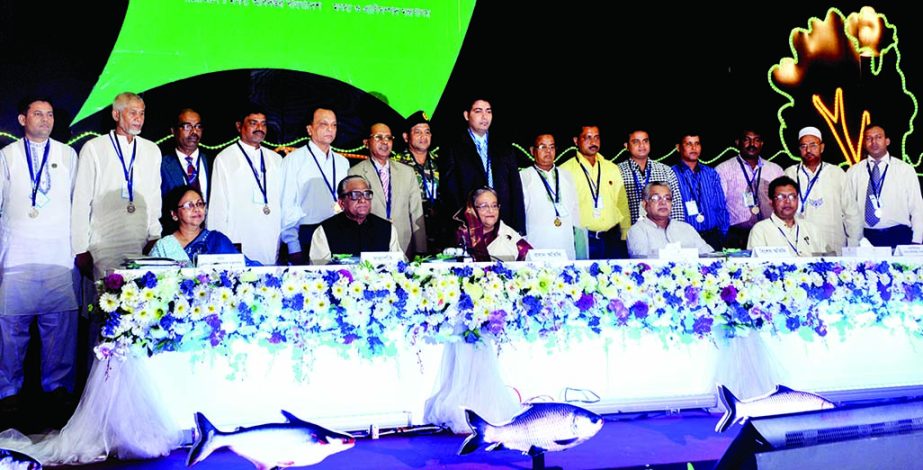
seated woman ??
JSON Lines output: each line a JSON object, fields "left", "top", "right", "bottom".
{"left": 455, "top": 187, "right": 532, "bottom": 262}
{"left": 150, "top": 185, "right": 259, "bottom": 266}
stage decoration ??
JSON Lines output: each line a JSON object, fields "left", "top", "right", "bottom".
{"left": 458, "top": 402, "right": 603, "bottom": 456}
{"left": 93, "top": 259, "right": 923, "bottom": 377}
{"left": 714, "top": 384, "right": 836, "bottom": 432}
{"left": 770, "top": 7, "right": 922, "bottom": 169}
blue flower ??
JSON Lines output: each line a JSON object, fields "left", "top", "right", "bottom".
{"left": 786, "top": 315, "right": 801, "bottom": 331}
{"left": 282, "top": 293, "right": 304, "bottom": 311}
{"left": 269, "top": 331, "right": 286, "bottom": 344}
{"left": 264, "top": 274, "right": 282, "bottom": 288}
{"left": 521, "top": 295, "right": 542, "bottom": 316}
{"left": 463, "top": 328, "right": 480, "bottom": 344}
{"left": 630, "top": 301, "right": 649, "bottom": 319}
{"left": 238, "top": 302, "right": 255, "bottom": 326}
{"left": 878, "top": 281, "right": 892, "bottom": 301}
{"left": 588, "top": 316, "right": 601, "bottom": 334}
{"left": 451, "top": 266, "right": 474, "bottom": 278}
{"left": 140, "top": 271, "right": 157, "bottom": 289}
{"left": 692, "top": 316, "right": 713, "bottom": 335}
{"left": 491, "top": 264, "right": 513, "bottom": 279}
{"left": 575, "top": 293, "right": 595, "bottom": 312}
{"left": 219, "top": 271, "right": 232, "bottom": 288}
{"left": 180, "top": 279, "right": 196, "bottom": 297}
{"left": 458, "top": 293, "right": 474, "bottom": 311}
{"left": 159, "top": 315, "right": 175, "bottom": 330}
{"left": 323, "top": 270, "right": 340, "bottom": 284}
{"left": 589, "top": 263, "right": 600, "bottom": 276}
{"left": 397, "top": 261, "right": 409, "bottom": 273}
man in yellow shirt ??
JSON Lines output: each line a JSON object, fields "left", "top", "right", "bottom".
{"left": 559, "top": 125, "right": 631, "bottom": 259}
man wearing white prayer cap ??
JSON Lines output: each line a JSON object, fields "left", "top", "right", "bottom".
{"left": 782, "top": 125, "right": 862, "bottom": 253}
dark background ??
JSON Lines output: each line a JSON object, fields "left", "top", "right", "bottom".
{"left": 0, "top": 1, "right": 918, "bottom": 165}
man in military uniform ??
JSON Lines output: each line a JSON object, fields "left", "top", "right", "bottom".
{"left": 398, "top": 110, "right": 442, "bottom": 253}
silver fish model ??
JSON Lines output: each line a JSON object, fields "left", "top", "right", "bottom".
{"left": 186, "top": 410, "right": 355, "bottom": 469}
{"left": 0, "top": 448, "right": 42, "bottom": 470}
{"left": 715, "top": 384, "right": 836, "bottom": 432}
{"left": 458, "top": 402, "right": 603, "bottom": 456}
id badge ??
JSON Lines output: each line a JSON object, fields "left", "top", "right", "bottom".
{"left": 253, "top": 188, "right": 265, "bottom": 204}
{"left": 743, "top": 192, "right": 756, "bottom": 207}
{"left": 592, "top": 207, "right": 601, "bottom": 219}
{"left": 121, "top": 186, "right": 130, "bottom": 199}
{"left": 35, "top": 191, "right": 51, "bottom": 208}
{"left": 685, "top": 200, "right": 700, "bottom": 216}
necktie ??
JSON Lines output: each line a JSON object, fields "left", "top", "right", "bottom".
{"left": 185, "top": 156, "right": 200, "bottom": 192}
{"left": 379, "top": 165, "right": 390, "bottom": 201}
{"left": 865, "top": 160, "right": 881, "bottom": 227}
{"left": 475, "top": 140, "right": 493, "bottom": 187}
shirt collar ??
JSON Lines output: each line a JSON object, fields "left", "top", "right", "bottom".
{"left": 176, "top": 148, "right": 200, "bottom": 161}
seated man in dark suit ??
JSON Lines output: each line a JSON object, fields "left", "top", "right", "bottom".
{"left": 309, "top": 175, "right": 402, "bottom": 264}
{"left": 438, "top": 97, "right": 526, "bottom": 241}
{"left": 160, "top": 108, "right": 211, "bottom": 235}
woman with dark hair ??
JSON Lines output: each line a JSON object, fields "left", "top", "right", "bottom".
{"left": 455, "top": 187, "right": 531, "bottom": 262}
{"left": 149, "top": 185, "right": 256, "bottom": 266}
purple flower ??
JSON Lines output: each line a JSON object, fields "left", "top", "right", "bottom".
{"left": 338, "top": 269, "right": 354, "bottom": 283}
{"left": 104, "top": 273, "right": 125, "bottom": 291}
{"left": 720, "top": 285, "right": 738, "bottom": 304}
{"left": 684, "top": 286, "right": 700, "bottom": 305}
{"left": 269, "top": 332, "right": 286, "bottom": 344}
{"left": 343, "top": 333, "right": 359, "bottom": 345}
{"left": 608, "top": 299, "right": 629, "bottom": 323}
{"left": 630, "top": 301, "right": 649, "bottom": 319}
{"left": 197, "top": 273, "right": 210, "bottom": 284}
{"left": 692, "top": 316, "right": 713, "bottom": 335}
{"left": 575, "top": 293, "right": 595, "bottom": 312}
{"left": 487, "top": 310, "right": 507, "bottom": 335}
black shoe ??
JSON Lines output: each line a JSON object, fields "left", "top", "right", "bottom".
{"left": 46, "top": 387, "right": 76, "bottom": 429}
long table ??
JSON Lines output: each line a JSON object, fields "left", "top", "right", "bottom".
{"left": 9, "top": 257, "right": 923, "bottom": 464}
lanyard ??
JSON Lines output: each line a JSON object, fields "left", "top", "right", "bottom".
{"left": 577, "top": 157, "right": 601, "bottom": 209}
{"left": 866, "top": 158, "right": 890, "bottom": 210}
{"left": 797, "top": 163, "right": 823, "bottom": 214}
{"left": 736, "top": 156, "right": 762, "bottom": 196}
{"left": 370, "top": 158, "right": 392, "bottom": 219}
{"left": 109, "top": 132, "right": 136, "bottom": 202}
{"left": 307, "top": 144, "right": 337, "bottom": 202}
{"left": 23, "top": 138, "right": 51, "bottom": 208}
{"left": 774, "top": 221, "right": 801, "bottom": 255}
{"left": 533, "top": 165, "right": 561, "bottom": 219}
{"left": 418, "top": 154, "right": 437, "bottom": 204}
{"left": 630, "top": 160, "right": 651, "bottom": 198}
{"left": 236, "top": 142, "right": 267, "bottom": 205}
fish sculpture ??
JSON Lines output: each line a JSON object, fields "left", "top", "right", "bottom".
{"left": 715, "top": 384, "right": 836, "bottom": 432}
{"left": 186, "top": 410, "right": 355, "bottom": 469}
{"left": 0, "top": 448, "right": 41, "bottom": 470}
{"left": 458, "top": 402, "right": 603, "bottom": 457}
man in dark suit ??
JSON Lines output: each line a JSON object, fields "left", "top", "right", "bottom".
{"left": 160, "top": 108, "right": 212, "bottom": 235}
{"left": 439, "top": 97, "right": 526, "bottom": 242}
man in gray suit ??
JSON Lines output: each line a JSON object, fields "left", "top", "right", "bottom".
{"left": 348, "top": 123, "right": 426, "bottom": 257}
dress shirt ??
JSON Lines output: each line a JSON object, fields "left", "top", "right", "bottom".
{"left": 784, "top": 162, "right": 862, "bottom": 252}
{"left": 747, "top": 213, "right": 825, "bottom": 256}
{"left": 626, "top": 217, "right": 713, "bottom": 258}
{"left": 672, "top": 162, "right": 730, "bottom": 235}
{"left": 715, "top": 155, "right": 785, "bottom": 226}
{"left": 279, "top": 141, "right": 349, "bottom": 253}
{"left": 207, "top": 140, "right": 283, "bottom": 265}
{"left": 618, "top": 159, "right": 685, "bottom": 224}
{"left": 559, "top": 152, "right": 630, "bottom": 237}
{"left": 520, "top": 165, "right": 580, "bottom": 259}
{"left": 845, "top": 153, "right": 923, "bottom": 243}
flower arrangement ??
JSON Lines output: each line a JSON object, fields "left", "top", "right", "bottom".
{"left": 94, "top": 259, "right": 923, "bottom": 375}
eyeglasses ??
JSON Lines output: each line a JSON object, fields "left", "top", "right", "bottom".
{"left": 178, "top": 123, "right": 204, "bottom": 132}
{"left": 178, "top": 200, "right": 206, "bottom": 210}
{"left": 799, "top": 143, "right": 819, "bottom": 151}
{"left": 371, "top": 134, "right": 395, "bottom": 142}
{"left": 341, "top": 190, "right": 374, "bottom": 201}
{"left": 773, "top": 193, "right": 798, "bottom": 202}
{"left": 475, "top": 203, "right": 500, "bottom": 211}
{"left": 647, "top": 194, "right": 673, "bottom": 203}
{"left": 535, "top": 144, "right": 556, "bottom": 151}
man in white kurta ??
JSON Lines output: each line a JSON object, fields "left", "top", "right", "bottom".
{"left": 0, "top": 99, "right": 79, "bottom": 404}
{"left": 72, "top": 92, "right": 162, "bottom": 280}
{"left": 783, "top": 127, "right": 862, "bottom": 254}
{"left": 626, "top": 182, "right": 713, "bottom": 258}
{"left": 748, "top": 176, "right": 825, "bottom": 256}
{"left": 207, "top": 110, "right": 283, "bottom": 265}
{"left": 521, "top": 134, "right": 580, "bottom": 259}
{"left": 280, "top": 108, "right": 349, "bottom": 264}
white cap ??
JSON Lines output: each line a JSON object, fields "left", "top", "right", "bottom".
{"left": 798, "top": 126, "right": 822, "bottom": 140}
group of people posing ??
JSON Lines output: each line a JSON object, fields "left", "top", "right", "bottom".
{"left": 2, "top": 91, "right": 923, "bottom": 418}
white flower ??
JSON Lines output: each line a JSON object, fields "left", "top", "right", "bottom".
{"left": 99, "top": 293, "right": 120, "bottom": 313}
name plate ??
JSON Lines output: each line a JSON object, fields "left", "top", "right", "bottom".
{"left": 752, "top": 246, "right": 792, "bottom": 258}
{"left": 842, "top": 246, "right": 893, "bottom": 258}
{"left": 196, "top": 253, "right": 245, "bottom": 268}
{"left": 894, "top": 245, "right": 923, "bottom": 257}
{"left": 361, "top": 251, "right": 404, "bottom": 265}
{"left": 658, "top": 246, "right": 699, "bottom": 262}
{"left": 526, "top": 249, "right": 568, "bottom": 262}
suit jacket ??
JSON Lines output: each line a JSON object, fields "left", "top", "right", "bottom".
{"left": 160, "top": 148, "right": 213, "bottom": 235}
{"left": 439, "top": 131, "right": 526, "bottom": 235}
{"left": 348, "top": 158, "right": 427, "bottom": 256}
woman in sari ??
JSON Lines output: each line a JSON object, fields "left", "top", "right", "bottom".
{"left": 149, "top": 185, "right": 258, "bottom": 266}
{"left": 456, "top": 187, "right": 531, "bottom": 262}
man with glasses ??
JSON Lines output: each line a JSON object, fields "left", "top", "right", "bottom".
{"left": 626, "top": 182, "right": 712, "bottom": 258}
{"left": 783, "top": 126, "right": 861, "bottom": 254}
{"left": 520, "top": 133, "right": 580, "bottom": 259}
{"left": 715, "top": 128, "right": 784, "bottom": 248}
{"left": 280, "top": 107, "right": 349, "bottom": 264}
{"left": 207, "top": 106, "right": 283, "bottom": 265}
{"left": 309, "top": 175, "right": 401, "bottom": 264}
{"left": 160, "top": 108, "right": 211, "bottom": 235}
{"left": 348, "top": 122, "right": 426, "bottom": 258}
{"left": 748, "top": 176, "right": 824, "bottom": 256}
